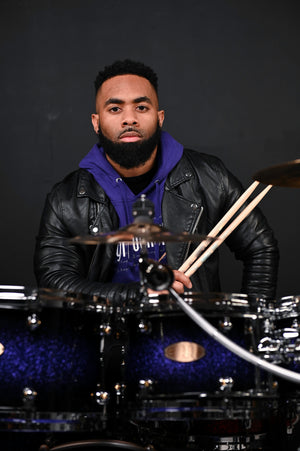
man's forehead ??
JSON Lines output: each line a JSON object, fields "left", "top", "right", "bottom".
{"left": 97, "top": 74, "right": 158, "bottom": 104}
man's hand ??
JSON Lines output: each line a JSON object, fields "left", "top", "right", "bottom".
{"left": 148, "top": 269, "right": 192, "bottom": 295}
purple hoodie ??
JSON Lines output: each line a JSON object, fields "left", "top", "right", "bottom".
{"left": 79, "top": 131, "right": 183, "bottom": 283}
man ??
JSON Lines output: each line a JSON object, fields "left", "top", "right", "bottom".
{"left": 34, "top": 59, "right": 279, "bottom": 304}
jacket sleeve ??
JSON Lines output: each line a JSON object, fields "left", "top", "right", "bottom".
{"left": 166, "top": 150, "right": 279, "bottom": 300}
{"left": 218, "top": 163, "right": 279, "bottom": 300}
{"left": 34, "top": 189, "right": 141, "bottom": 305}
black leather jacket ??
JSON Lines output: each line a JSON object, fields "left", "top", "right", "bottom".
{"left": 34, "top": 149, "right": 279, "bottom": 302}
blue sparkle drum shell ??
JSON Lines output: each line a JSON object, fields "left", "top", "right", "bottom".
{"left": 0, "top": 286, "right": 101, "bottom": 413}
{"left": 125, "top": 293, "right": 280, "bottom": 449}
{"left": 125, "top": 293, "right": 262, "bottom": 397}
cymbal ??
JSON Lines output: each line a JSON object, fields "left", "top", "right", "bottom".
{"left": 253, "top": 159, "right": 300, "bottom": 187}
{"left": 70, "top": 223, "right": 214, "bottom": 245}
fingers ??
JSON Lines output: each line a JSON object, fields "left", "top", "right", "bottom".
{"left": 171, "top": 270, "right": 192, "bottom": 294}
{"left": 146, "top": 270, "right": 192, "bottom": 295}
{"left": 172, "top": 270, "right": 192, "bottom": 288}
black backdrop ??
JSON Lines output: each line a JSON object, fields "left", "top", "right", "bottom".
{"left": 0, "top": 0, "right": 299, "bottom": 298}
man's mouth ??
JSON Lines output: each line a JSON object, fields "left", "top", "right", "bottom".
{"left": 119, "top": 129, "right": 142, "bottom": 142}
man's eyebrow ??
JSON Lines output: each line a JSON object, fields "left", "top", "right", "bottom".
{"left": 104, "top": 96, "right": 153, "bottom": 107}
{"left": 133, "top": 96, "right": 152, "bottom": 104}
{"left": 104, "top": 98, "right": 124, "bottom": 106}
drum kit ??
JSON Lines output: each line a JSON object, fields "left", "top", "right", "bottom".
{"left": 0, "top": 160, "right": 300, "bottom": 451}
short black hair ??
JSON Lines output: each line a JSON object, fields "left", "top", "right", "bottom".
{"left": 94, "top": 59, "right": 158, "bottom": 95}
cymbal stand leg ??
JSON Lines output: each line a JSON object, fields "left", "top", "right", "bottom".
{"left": 91, "top": 322, "right": 111, "bottom": 427}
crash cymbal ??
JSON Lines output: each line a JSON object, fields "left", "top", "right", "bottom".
{"left": 253, "top": 159, "right": 300, "bottom": 187}
{"left": 70, "top": 223, "right": 214, "bottom": 245}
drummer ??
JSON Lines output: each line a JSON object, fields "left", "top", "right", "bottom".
{"left": 34, "top": 59, "right": 279, "bottom": 303}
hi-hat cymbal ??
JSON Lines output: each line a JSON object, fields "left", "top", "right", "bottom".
{"left": 253, "top": 159, "right": 300, "bottom": 187}
{"left": 70, "top": 223, "right": 214, "bottom": 245}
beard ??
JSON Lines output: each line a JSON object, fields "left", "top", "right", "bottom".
{"left": 97, "top": 122, "right": 161, "bottom": 169}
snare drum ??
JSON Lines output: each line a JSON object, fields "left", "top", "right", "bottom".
{"left": 0, "top": 286, "right": 103, "bottom": 432}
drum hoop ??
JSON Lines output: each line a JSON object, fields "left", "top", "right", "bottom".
{"left": 50, "top": 439, "right": 147, "bottom": 450}
{"left": 131, "top": 292, "right": 258, "bottom": 317}
{"left": 0, "top": 409, "right": 105, "bottom": 432}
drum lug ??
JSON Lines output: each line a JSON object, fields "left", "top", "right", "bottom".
{"left": 219, "top": 316, "right": 232, "bottom": 332}
{"left": 138, "top": 379, "right": 154, "bottom": 398}
{"left": 91, "top": 387, "right": 110, "bottom": 406}
{"left": 114, "top": 382, "right": 126, "bottom": 408}
{"left": 218, "top": 377, "right": 234, "bottom": 393}
{"left": 99, "top": 322, "right": 112, "bottom": 336}
{"left": 145, "top": 445, "right": 156, "bottom": 451}
{"left": 27, "top": 312, "right": 41, "bottom": 331}
{"left": 22, "top": 386, "right": 38, "bottom": 409}
{"left": 138, "top": 318, "right": 152, "bottom": 335}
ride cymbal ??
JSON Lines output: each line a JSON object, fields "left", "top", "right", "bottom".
{"left": 253, "top": 159, "right": 300, "bottom": 187}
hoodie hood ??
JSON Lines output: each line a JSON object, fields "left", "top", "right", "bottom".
{"left": 79, "top": 131, "right": 183, "bottom": 227}
{"left": 79, "top": 131, "right": 183, "bottom": 284}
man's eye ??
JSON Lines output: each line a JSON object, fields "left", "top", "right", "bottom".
{"left": 137, "top": 105, "right": 148, "bottom": 111}
{"left": 110, "top": 106, "right": 120, "bottom": 113}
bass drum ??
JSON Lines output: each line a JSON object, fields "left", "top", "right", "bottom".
{"left": 125, "top": 293, "right": 280, "bottom": 451}
{"left": 0, "top": 285, "right": 104, "bottom": 433}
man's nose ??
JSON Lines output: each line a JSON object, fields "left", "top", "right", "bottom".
{"left": 122, "top": 110, "right": 138, "bottom": 127}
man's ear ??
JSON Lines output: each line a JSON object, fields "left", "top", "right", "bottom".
{"left": 91, "top": 113, "right": 99, "bottom": 133}
{"left": 158, "top": 109, "right": 165, "bottom": 128}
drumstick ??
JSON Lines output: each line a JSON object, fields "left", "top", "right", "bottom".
{"left": 184, "top": 184, "right": 272, "bottom": 277}
{"left": 179, "top": 181, "right": 260, "bottom": 273}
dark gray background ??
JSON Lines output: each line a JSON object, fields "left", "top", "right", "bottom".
{"left": 0, "top": 0, "right": 299, "bottom": 298}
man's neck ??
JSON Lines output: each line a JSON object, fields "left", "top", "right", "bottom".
{"left": 105, "top": 147, "right": 158, "bottom": 178}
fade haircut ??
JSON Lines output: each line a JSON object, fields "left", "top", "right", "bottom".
{"left": 94, "top": 59, "right": 158, "bottom": 95}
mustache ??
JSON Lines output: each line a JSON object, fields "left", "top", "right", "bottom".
{"left": 118, "top": 127, "right": 143, "bottom": 139}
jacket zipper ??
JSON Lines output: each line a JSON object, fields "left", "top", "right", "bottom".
{"left": 182, "top": 206, "right": 204, "bottom": 262}
{"left": 88, "top": 202, "right": 101, "bottom": 278}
